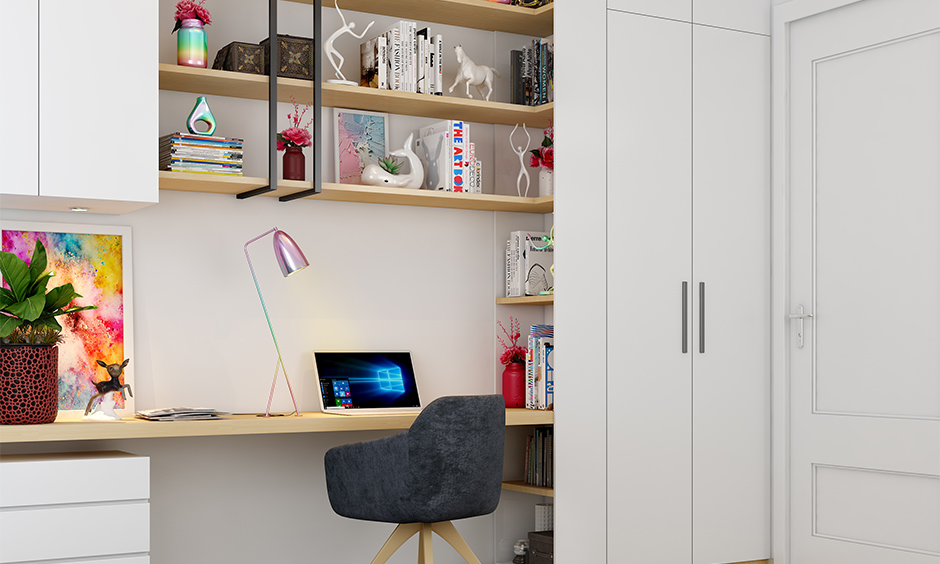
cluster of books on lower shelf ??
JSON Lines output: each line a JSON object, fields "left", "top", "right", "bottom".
{"left": 507, "top": 231, "right": 554, "bottom": 297}
{"left": 159, "top": 133, "right": 244, "bottom": 176}
{"left": 527, "top": 324, "right": 554, "bottom": 410}
{"left": 414, "top": 120, "right": 482, "bottom": 192}
{"left": 524, "top": 426, "right": 553, "bottom": 488}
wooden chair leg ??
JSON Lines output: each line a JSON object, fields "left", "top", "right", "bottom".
{"left": 371, "top": 523, "right": 421, "bottom": 564}
{"left": 418, "top": 522, "right": 434, "bottom": 564}
{"left": 431, "top": 521, "right": 481, "bottom": 564}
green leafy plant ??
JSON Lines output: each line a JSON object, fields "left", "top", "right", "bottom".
{"left": 379, "top": 156, "right": 403, "bottom": 175}
{"left": 0, "top": 240, "right": 97, "bottom": 344}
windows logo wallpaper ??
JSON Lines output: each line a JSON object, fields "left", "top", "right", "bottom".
{"left": 318, "top": 352, "right": 420, "bottom": 409}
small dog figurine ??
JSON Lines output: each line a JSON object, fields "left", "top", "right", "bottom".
{"left": 84, "top": 359, "right": 133, "bottom": 416}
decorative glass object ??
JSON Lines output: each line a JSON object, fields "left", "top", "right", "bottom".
{"left": 177, "top": 18, "right": 208, "bottom": 68}
{"left": 187, "top": 96, "right": 217, "bottom": 136}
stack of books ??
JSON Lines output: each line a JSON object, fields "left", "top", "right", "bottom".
{"left": 510, "top": 36, "right": 554, "bottom": 106}
{"left": 415, "top": 120, "right": 482, "bottom": 192}
{"left": 524, "top": 426, "right": 554, "bottom": 487}
{"left": 360, "top": 21, "right": 443, "bottom": 95}
{"left": 159, "top": 133, "right": 244, "bottom": 176}
{"left": 506, "top": 230, "right": 554, "bottom": 297}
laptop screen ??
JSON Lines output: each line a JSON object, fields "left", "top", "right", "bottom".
{"left": 314, "top": 352, "right": 422, "bottom": 411}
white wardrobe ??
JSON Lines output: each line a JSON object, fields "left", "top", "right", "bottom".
{"left": 605, "top": 7, "right": 770, "bottom": 564}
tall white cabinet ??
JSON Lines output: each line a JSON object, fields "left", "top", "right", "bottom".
{"left": 606, "top": 8, "right": 770, "bottom": 564}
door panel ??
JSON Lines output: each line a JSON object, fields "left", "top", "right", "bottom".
{"left": 607, "top": 0, "right": 690, "bottom": 23}
{"left": 607, "top": 10, "right": 692, "bottom": 564}
{"left": 691, "top": 25, "right": 770, "bottom": 564}
{"left": 788, "top": 0, "right": 940, "bottom": 562}
{"left": 0, "top": 0, "right": 39, "bottom": 196}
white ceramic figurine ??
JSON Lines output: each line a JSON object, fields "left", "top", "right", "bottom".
{"left": 448, "top": 45, "right": 500, "bottom": 102}
{"left": 324, "top": 0, "right": 374, "bottom": 85}
{"left": 361, "top": 133, "right": 424, "bottom": 189}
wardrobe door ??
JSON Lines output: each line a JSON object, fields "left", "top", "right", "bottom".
{"left": 607, "top": 10, "right": 692, "bottom": 564}
{"left": 691, "top": 25, "right": 771, "bottom": 564}
{"left": 0, "top": 0, "right": 38, "bottom": 196}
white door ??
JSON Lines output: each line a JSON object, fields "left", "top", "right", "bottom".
{"left": 607, "top": 9, "right": 692, "bottom": 564}
{"left": 783, "top": 0, "right": 940, "bottom": 562}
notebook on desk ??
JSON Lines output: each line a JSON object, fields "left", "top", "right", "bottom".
{"left": 313, "top": 351, "right": 423, "bottom": 415}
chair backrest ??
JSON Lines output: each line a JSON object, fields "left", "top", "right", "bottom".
{"left": 406, "top": 395, "right": 505, "bottom": 522}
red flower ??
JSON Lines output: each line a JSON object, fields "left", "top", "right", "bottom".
{"left": 174, "top": 0, "right": 211, "bottom": 25}
{"left": 538, "top": 145, "right": 553, "bottom": 170}
{"left": 277, "top": 96, "right": 313, "bottom": 151}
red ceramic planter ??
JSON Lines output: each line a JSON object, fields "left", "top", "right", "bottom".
{"left": 501, "top": 362, "right": 525, "bottom": 408}
{"left": 0, "top": 344, "right": 59, "bottom": 425}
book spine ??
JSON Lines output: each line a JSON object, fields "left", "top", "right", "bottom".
{"left": 450, "top": 121, "right": 468, "bottom": 193}
{"left": 505, "top": 239, "right": 512, "bottom": 298}
{"left": 377, "top": 35, "right": 387, "bottom": 90}
{"left": 416, "top": 29, "right": 427, "bottom": 94}
{"left": 543, "top": 340, "right": 554, "bottom": 410}
{"left": 434, "top": 35, "right": 444, "bottom": 95}
{"left": 510, "top": 49, "right": 523, "bottom": 105}
{"left": 531, "top": 39, "right": 540, "bottom": 105}
{"left": 474, "top": 160, "right": 482, "bottom": 193}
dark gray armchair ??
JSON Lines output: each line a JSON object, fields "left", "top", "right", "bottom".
{"left": 324, "top": 395, "right": 505, "bottom": 564}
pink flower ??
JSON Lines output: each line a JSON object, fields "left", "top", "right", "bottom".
{"left": 175, "top": 0, "right": 211, "bottom": 25}
{"left": 277, "top": 96, "right": 313, "bottom": 151}
{"left": 529, "top": 152, "right": 541, "bottom": 168}
{"left": 276, "top": 139, "right": 287, "bottom": 151}
{"left": 497, "top": 317, "right": 528, "bottom": 365}
{"left": 538, "top": 145, "right": 553, "bottom": 170}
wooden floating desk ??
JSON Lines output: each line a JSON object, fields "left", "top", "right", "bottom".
{"left": 0, "top": 409, "right": 554, "bottom": 444}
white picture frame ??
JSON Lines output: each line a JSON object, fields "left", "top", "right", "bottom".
{"left": 333, "top": 107, "right": 389, "bottom": 184}
{"left": 1, "top": 221, "right": 135, "bottom": 419}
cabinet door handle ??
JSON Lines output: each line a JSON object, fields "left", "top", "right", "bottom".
{"left": 682, "top": 281, "right": 689, "bottom": 353}
{"left": 699, "top": 282, "right": 706, "bottom": 353}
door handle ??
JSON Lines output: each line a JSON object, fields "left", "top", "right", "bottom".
{"left": 788, "top": 305, "right": 814, "bottom": 348}
{"left": 682, "top": 282, "right": 688, "bottom": 353}
{"left": 699, "top": 282, "right": 705, "bottom": 353}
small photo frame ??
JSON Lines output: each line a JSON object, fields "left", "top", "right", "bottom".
{"left": 334, "top": 108, "right": 389, "bottom": 184}
{"left": 1, "top": 221, "right": 135, "bottom": 418}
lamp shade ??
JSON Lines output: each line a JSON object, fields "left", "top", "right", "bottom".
{"left": 273, "top": 230, "right": 309, "bottom": 277}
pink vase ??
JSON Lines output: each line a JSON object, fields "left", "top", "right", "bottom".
{"left": 501, "top": 362, "right": 525, "bottom": 408}
{"left": 283, "top": 146, "right": 305, "bottom": 180}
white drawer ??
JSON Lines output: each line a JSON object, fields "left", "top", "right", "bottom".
{"left": 0, "top": 502, "right": 149, "bottom": 563}
{"left": 0, "top": 451, "right": 149, "bottom": 507}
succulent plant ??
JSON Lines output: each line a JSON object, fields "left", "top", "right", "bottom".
{"left": 0, "top": 240, "right": 97, "bottom": 344}
{"left": 379, "top": 156, "right": 403, "bottom": 175}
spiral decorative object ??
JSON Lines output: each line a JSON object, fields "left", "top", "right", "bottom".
{"left": 187, "top": 96, "right": 217, "bottom": 136}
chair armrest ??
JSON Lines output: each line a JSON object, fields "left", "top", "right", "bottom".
{"left": 324, "top": 431, "right": 411, "bottom": 523}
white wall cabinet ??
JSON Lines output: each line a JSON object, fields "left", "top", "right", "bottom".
{"left": 0, "top": 0, "right": 158, "bottom": 214}
{"left": 607, "top": 0, "right": 770, "bottom": 36}
{"left": 606, "top": 9, "right": 769, "bottom": 564}
{"left": 0, "top": 451, "right": 150, "bottom": 563}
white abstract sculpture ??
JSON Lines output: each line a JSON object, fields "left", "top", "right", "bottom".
{"left": 510, "top": 123, "right": 532, "bottom": 197}
{"left": 448, "top": 45, "right": 500, "bottom": 102}
{"left": 325, "top": 0, "right": 374, "bottom": 85}
{"left": 361, "top": 133, "right": 424, "bottom": 189}
{"left": 82, "top": 394, "right": 121, "bottom": 421}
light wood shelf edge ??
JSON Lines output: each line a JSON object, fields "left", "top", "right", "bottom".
{"left": 0, "top": 408, "right": 553, "bottom": 444}
{"left": 287, "top": 0, "right": 554, "bottom": 37}
{"left": 501, "top": 480, "right": 554, "bottom": 497}
{"left": 496, "top": 295, "right": 554, "bottom": 305}
{"left": 159, "top": 65, "right": 552, "bottom": 128}
{"left": 159, "top": 172, "right": 553, "bottom": 213}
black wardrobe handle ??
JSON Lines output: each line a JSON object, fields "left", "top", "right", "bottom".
{"left": 699, "top": 282, "right": 705, "bottom": 354}
{"left": 682, "top": 282, "right": 688, "bottom": 353}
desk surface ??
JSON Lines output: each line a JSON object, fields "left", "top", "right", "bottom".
{"left": 0, "top": 409, "right": 554, "bottom": 444}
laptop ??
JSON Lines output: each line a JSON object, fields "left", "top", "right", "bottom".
{"left": 313, "top": 351, "right": 423, "bottom": 415}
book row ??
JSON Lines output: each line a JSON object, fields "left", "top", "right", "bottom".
{"left": 360, "top": 21, "right": 442, "bottom": 95}
{"left": 524, "top": 426, "right": 554, "bottom": 488}
{"left": 414, "top": 120, "right": 481, "bottom": 192}
{"left": 510, "top": 37, "right": 554, "bottom": 106}
{"left": 506, "top": 230, "right": 554, "bottom": 297}
{"left": 527, "top": 324, "right": 554, "bottom": 411}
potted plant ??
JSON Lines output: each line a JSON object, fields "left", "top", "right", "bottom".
{"left": 0, "top": 240, "right": 97, "bottom": 425}
{"left": 498, "top": 316, "right": 528, "bottom": 408}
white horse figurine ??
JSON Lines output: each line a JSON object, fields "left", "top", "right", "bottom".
{"left": 361, "top": 133, "right": 424, "bottom": 189}
{"left": 449, "top": 45, "right": 500, "bottom": 102}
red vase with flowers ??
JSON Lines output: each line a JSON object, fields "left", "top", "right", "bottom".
{"left": 278, "top": 97, "right": 313, "bottom": 181}
{"left": 498, "top": 316, "right": 527, "bottom": 408}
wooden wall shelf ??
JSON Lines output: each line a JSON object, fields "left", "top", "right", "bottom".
{"left": 496, "top": 295, "right": 554, "bottom": 305}
{"left": 0, "top": 408, "right": 553, "bottom": 444}
{"left": 286, "top": 0, "right": 554, "bottom": 37}
{"left": 159, "top": 171, "right": 553, "bottom": 213}
{"left": 501, "top": 480, "right": 554, "bottom": 497}
{"left": 159, "top": 65, "right": 552, "bottom": 128}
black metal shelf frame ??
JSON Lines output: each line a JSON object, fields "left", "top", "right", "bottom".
{"left": 237, "top": 0, "right": 321, "bottom": 200}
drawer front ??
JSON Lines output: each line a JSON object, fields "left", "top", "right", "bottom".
{"left": 0, "top": 502, "right": 149, "bottom": 563}
{"left": 0, "top": 452, "right": 149, "bottom": 507}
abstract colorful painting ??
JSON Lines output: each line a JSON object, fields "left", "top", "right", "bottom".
{"left": 1, "top": 221, "right": 134, "bottom": 417}
{"left": 334, "top": 108, "right": 388, "bottom": 184}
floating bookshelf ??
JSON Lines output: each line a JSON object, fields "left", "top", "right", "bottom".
{"left": 496, "top": 295, "right": 554, "bottom": 305}
{"left": 159, "top": 172, "right": 553, "bottom": 213}
{"left": 501, "top": 480, "right": 554, "bottom": 497}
